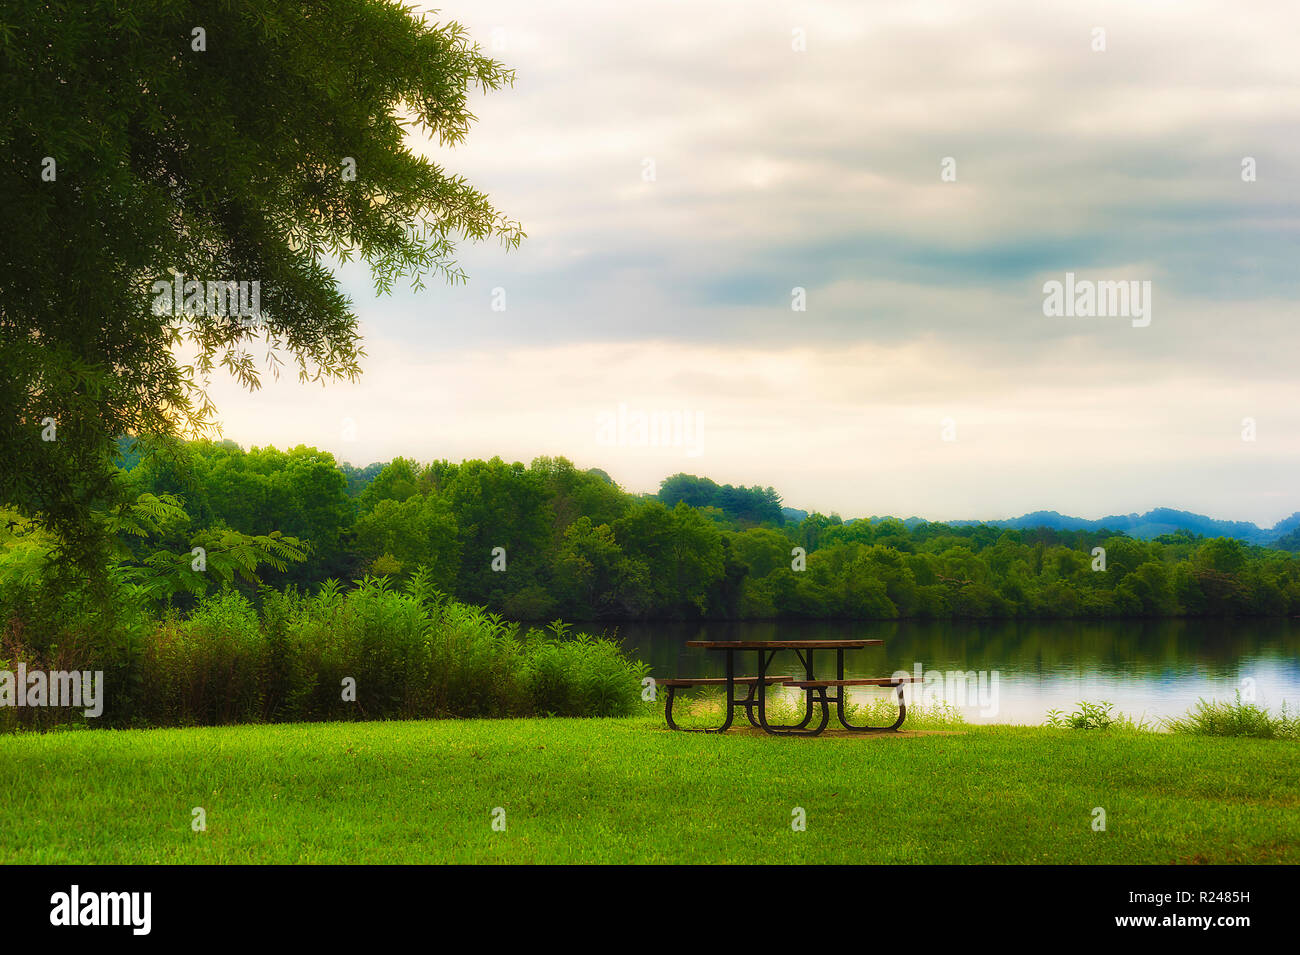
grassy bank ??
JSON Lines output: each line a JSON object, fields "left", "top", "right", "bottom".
{"left": 2, "top": 716, "right": 1297, "bottom": 864}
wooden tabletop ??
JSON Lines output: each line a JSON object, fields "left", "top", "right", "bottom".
{"left": 684, "top": 640, "right": 883, "bottom": 650}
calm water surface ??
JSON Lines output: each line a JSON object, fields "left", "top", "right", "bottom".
{"left": 600, "top": 619, "right": 1300, "bottom": 725}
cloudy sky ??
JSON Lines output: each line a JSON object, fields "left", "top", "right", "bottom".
{"left": 206, "top": 0, "right": 1300, "bottom": 525}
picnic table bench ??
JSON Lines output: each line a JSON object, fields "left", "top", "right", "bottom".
{"left": 658, "top": 639, "right": 919, "bottom": 736}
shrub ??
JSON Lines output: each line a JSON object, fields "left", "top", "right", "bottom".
{"left": 139, "top": 589, "right": 265, "bottom": 726}
{"left": 522, "top": 621, "right": 648, "bottom": 717}
{"left": 136, "top": 582, "right": 646, "bottom": 728}
{"left": 2, "top": 568, "right": 649, "bottom": 731}
{"left": 1164, "top": 693, "right": 1298, "bottom": 740}
{"left": 1045, "top": 700, "right": 1118, "bottom": 730}
{"left": 1044, "top": 700, "right": 1154, "bottom": 732}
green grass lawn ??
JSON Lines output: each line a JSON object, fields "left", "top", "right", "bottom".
{"left": 2, "top": 716, "right": 1297, "bottom": 864}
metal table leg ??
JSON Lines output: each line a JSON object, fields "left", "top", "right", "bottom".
{"left": 836, "top": 681, "right": 907, "bottom": 732}
{"left": 757, "top": 646, "right": 828, "bottom": 737}
{"left": 663, "top": 648, "right": 737, "bottom": 733}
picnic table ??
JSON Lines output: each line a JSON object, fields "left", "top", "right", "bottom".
{"left": 657, "top": 639, "right": 918, "bottom": 736}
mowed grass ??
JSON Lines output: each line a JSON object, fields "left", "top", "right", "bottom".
{"left": 1, "top": 717, "right": 1297, "bottom": 864}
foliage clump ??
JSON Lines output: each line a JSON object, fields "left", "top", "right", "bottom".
{"left": 1164, "top": 693, "right": 1298, "bottom": 740}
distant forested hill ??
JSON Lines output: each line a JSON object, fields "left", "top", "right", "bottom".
{"left": 856, "top": 508, "right": 1300, "bottom": 546}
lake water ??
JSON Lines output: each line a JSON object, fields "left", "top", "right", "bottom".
{"left": 601, "top": 618, "right": 1300, "bottom": 725}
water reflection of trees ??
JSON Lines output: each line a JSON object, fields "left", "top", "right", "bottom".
{"left": 614, "top": 619, "right": 1300, "bottom": 678}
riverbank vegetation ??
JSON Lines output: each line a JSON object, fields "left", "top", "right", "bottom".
{"left": 1163, "top": 693, "right": 1299, "bottom": 739}
{"left": 0, "top": 564, "right": 646, "bottom": 732}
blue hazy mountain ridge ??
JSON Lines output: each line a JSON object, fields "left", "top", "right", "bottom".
{"left": 836, "top": 508, "right": 1300, "bottom": 545}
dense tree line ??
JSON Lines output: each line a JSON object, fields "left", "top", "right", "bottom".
{"left": 112, "top": 440, "right": 1300, "bottom": 621}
